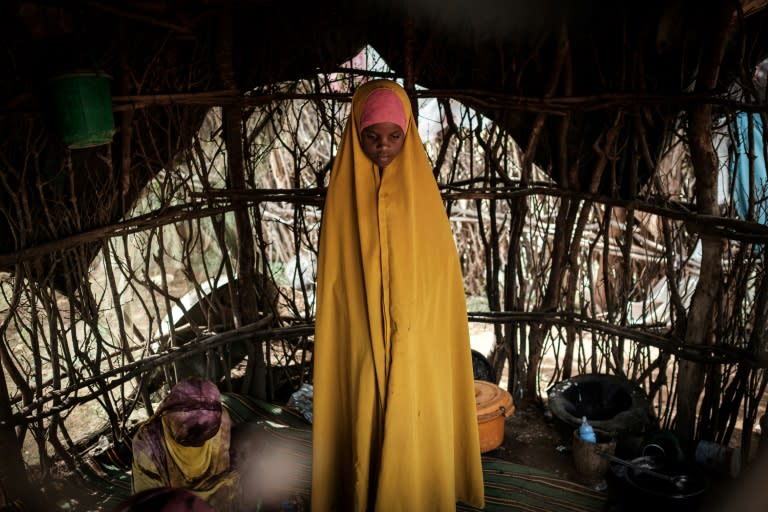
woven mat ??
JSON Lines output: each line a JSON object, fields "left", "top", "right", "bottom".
{"left": 69, "top": 393, "right": 606, "bottom": 512}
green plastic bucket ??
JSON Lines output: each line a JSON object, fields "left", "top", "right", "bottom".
{"left": 49, "top": 71, "right": 116, "bottom": 149}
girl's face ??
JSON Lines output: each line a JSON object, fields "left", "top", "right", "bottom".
{"left": 360, "top": 122, "right": 405, "bottom": 168}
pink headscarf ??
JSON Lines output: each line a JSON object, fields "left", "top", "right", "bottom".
{"left": 359, "top": 88, "right": 407, "bottom": 133}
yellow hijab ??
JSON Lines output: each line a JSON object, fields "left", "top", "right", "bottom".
{"left": 312, "top": 79, "right": 484, "bottom": 511}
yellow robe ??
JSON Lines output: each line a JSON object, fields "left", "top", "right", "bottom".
{"left": 312, "top": 79, "right": 485, "bottom": 511}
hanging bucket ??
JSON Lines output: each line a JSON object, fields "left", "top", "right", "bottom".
{"left": 49, "top": 71, "right": 116, "bottom": 149}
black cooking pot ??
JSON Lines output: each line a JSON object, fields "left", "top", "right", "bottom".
{"left": 607, "top": 455, "right": 709, "bottom": 512}
{"left": 547, "top": 373, "right": 655, "bottom": 454}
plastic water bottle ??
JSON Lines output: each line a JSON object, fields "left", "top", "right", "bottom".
{"left": 579, "top": 416, "right": 596, "bottom": 443}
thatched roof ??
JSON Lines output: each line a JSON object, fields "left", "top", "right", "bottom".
{"left": 1, "top": 0, "right": 767, "bottom": 276}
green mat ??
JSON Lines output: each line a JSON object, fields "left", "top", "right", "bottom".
{"left": 457, "top": 462, "right": 607, "bottom": 512}
{"left": 71, "top": 393, "right": 607, "bottom": 512}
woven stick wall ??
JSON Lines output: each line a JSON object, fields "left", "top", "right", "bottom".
{"left": 0, "top": 3, "right": 767, "bottom": 502}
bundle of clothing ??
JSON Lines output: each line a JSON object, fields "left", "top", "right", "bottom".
{"left": 131, "top": 377, "right": 240, "bottom": 511}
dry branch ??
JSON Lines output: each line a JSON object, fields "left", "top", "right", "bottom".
{"left": 9, "top": 318, "right": 317, "bottom": 426}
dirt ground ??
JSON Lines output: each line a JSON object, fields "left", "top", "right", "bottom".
{"left": 467, "top": 323, "right": 765, "bottom": 493}
{"left": 491, "top": 402, "right": 764, "bottom": 482}
{"left": 490, "top": 402, "right": 580, "bottom": 482}
{"left": 469, "top": 323, "right": 581, "bottom": 482}
{"left": 23, "top": 323, "right": 765, "bottom": 511}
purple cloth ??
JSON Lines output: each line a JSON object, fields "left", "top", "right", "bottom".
{"left": 113, "top": 487, "right": 215, "bottom": 512}
{"left": 157, "top": 377, "right": 222, "bottom": 446}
